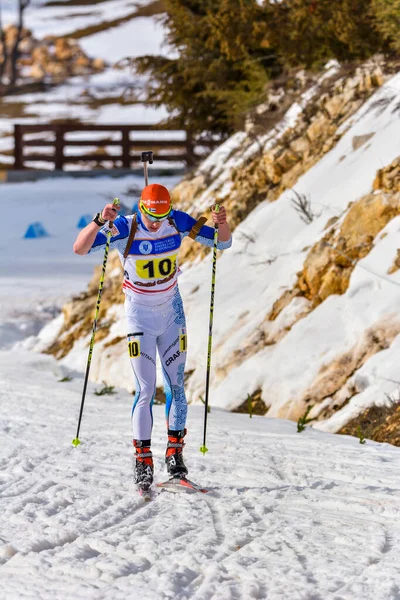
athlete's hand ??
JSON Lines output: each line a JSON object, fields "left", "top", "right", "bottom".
{"left": 101, "top": 203, "right": 120, "bottom": 222}
{"left": 211, "top": 205, "right": 227, "bottom": 225}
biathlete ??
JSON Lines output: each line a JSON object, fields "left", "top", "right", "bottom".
{"left": 73, "top": 184, "right": 232, "bottom": 490}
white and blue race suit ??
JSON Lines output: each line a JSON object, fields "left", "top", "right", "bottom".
{"left": 90, "top": 209, "right": 232, "bottom": 441}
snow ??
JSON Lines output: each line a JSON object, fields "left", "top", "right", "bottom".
{"left": 1, "top": 349, "right": 400, "bottom": 600}
{"left": 1, "top": 14, "right": 400, "bottom": 595}
{"left": 79, "top": 17, "right": 170, "bottom": 63}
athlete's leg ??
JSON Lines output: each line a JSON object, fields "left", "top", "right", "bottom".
{"left": 157, "top": 293, "right": 189, "bottom": 476}
{"left": 157, "top": 314, "right": 188, "bottom": 432}
{"left": 126, "top": 302, "right": 158, "bottom": 441}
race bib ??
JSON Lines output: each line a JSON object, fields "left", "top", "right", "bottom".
{"left": 136, "top": 254, "right": 177, "bottom": 280}
{"left": 127, "top": 335, "right": 141, "bottom": 358}
{"left": 179, "top": 328, "right": 187, "bottom": 352}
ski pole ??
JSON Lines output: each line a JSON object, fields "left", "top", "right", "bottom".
{"left": 72, "top": 197, "right": 120, "bottom": 447}
{"left": 140, "top": 151, "right": 153, "bottom": 186}
{"left": 200, "top": 203, "right": 220, "bottom": 455}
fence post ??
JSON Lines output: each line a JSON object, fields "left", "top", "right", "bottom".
{"left": 185, "top": 130, "right": 195, "bottom": 167}
{"left": 54, "top": 125, "right": 65, "bottom": 170}
{"left": 14, "top": 124, "right": 23, "bottom": 169}
{"left": 122, "top": 129, "right": 130, "bottom": 169}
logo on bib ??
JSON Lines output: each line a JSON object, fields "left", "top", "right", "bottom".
{"left": 139, "top": 241, "right": 153, "bottom": 255}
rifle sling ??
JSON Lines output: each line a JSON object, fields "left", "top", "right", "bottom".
{"left": 188, "top": 216, "right": 207, "bottom": 240}
{"left": 123, "top": 214, "right": 138, "bottom": 259}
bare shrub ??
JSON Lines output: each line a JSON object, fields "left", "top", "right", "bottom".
{"left": 290, "top": 189, "right": 315, "bottom": 224}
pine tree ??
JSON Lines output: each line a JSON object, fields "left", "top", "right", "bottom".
{"left": 265, "top": 0, "right": 387, "bottom": 70}
{"left": 371, "top": 0, "right": 400, "bottom": 52}
{"left": 134, "top": 0, "right": 274, "bottom": 137}
{"left": 132, "top": 0, "right": 396, "bottom": 138}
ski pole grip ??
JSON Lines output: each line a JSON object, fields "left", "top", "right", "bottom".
{"left": 213, "top": 203, "right": 220, "bottom": 229}
{"left": 109, "top": 197, "right": 120, "bottom": 227}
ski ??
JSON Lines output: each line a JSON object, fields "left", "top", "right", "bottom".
{"left": 156, "top": 476, "right": 209, "bottom": 494}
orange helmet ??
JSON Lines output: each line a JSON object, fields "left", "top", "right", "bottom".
{"left": 139, "top": 184, "right": 172, "bottom": 219}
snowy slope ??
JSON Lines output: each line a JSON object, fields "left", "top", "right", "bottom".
{"left": 1, "top": 349, "right": 400, "bottom": 600}
{"left": 40, "top": 69, "right": 400, "bottom": 433}
{"left": 180, "top": 71, "right": 400, "bottom": 425}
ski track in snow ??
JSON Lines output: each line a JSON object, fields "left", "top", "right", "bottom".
{"left": 1, "top": 352, "right": 400, "bottom": 599}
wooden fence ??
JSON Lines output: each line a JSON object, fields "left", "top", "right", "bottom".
{"left": 13, "top": 124, "right": 218, "bottom": 170}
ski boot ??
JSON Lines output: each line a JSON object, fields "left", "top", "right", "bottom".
{"left": 165, "top": 429, "right": 188, "bottom": 478}
{"left": 133, "top": 439, "right": 154, "bottom": 491}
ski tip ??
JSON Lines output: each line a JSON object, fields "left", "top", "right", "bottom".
{"left": 72, "top": 438, "right": 81, "bottom": 447}
{"left": 157, "top": 477, "right": 209, "bottom": 494}
{"left": 199, "top": 445, "right": 208, "bottom": 455}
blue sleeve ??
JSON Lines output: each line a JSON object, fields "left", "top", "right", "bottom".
{"left": 89, "top": 215, "right": 131, "bottom": 254}
{"left": 172, "top": 209, "right": 197, "bottom": 234}
{"left": 172, "top": 209, "right": 232, "bottom": 250}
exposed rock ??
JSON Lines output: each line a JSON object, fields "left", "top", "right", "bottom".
{"left": 1, "top": 24, "right": 106, "bottom": 89}
{"left": 30, "top": 63, "right": 46, "bottom": 80}
{"left": 275, "top": 148, "right": 299, "bottom": 174}
{"left": 324, "top": 93, "right": 351, "bottom": 119}
{"left": 352, "top": 132, "right": 375, "bottom": 151}
{"left": 306, "top": 115, "right": 332, "bottom": 142}
{"left": 268, "top": 287, "right": 303, "bottom": 322}
{"left": 4, "top": 24, "right": 19, "bottom": 49}
{"left": 92, "top": 58, "right": 106, "bottom": 71}
{"left": 371, "top": 67, "right": 384, "bottom": 87}
{"left": 373, "top": 156, "right": 400, "bottom": 192}
{"left": 339, "top": 400, "right": 400, "bottom": 447}
{"left": 54, "top": 38, "right": 78, "bottom": 62}
{"left": 32, "top": 46, "right": 50, "bottom": 67}
{"left": 45, "top": 61, "right": 69, "bottom": 80}
{"left": 260, "top": 151, "right": 282, "bottom": 184}
{"left": 171, "top": 175, "right": 207, "bottom": 208}
{"left": 315, "top": 263, "right": 351, "bottom": 302}
{"left": 232, "top": 389, "right": 269, "bottom": 416}
{"left": 19, "top": 36, "right": 35, "bottom": 55}
{"left": 295, "top": 319, "right": 400, "bottom": 421}
{"left": 289, "top": 136, "right": 310, "bottom": 156}
{"left": 103, "top": 336, "right": 125, "bottom": 349}
{"left": 295, "top": 187, "right": 400, "bottom": 308}
{"left": 212, "top": 168, "right": 400, "bottom": 387}
{"left": 71, "top": 63, "right": 91, "bottom": 77}
{"left": 44, "top": 253, "right": 124, "bottom": 359}
{"left": 75, "top": 55, "right": 91, "bottom": 69}
{"left": 388, "top": 249, "right": 400, "bottom": 275}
